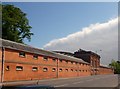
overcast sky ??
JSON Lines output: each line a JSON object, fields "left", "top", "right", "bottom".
{"left": 4, "top": 2, "right": 118, "bottom": 65}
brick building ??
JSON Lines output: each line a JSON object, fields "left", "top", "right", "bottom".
{"left": 55, "top": 49, "right": 114, "bottom": 76}
{"left": 99, "top": 65, "right": 114, "bottom": 75}
{"left": 74, "top": 49, "right": 100, "bottom": 75}
{"left": 0, "top": 39, "right": 113, "bottom": 82}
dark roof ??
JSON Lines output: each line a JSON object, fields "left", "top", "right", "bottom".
{"left": 100, "top": 65, "right": 112, "bottom": 69}
{"left": 74, "top": 49, "right": 100, "bottom": 58}
{"left": 53, "top": 51, "right": 74, "bottom": 57}
{"left": 0, "top": 38, "right": 89, "bottom": 64}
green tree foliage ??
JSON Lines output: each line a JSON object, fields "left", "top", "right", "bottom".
{"left": 109, "top": 60, "right": 120, "bottom": 74}
{"left": 2, "top": 4, "right": 33, "bottom": 43}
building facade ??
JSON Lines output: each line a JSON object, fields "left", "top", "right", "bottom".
{"left": 74, "top": 49, "right": 100, "bottom": 75}
{"left": 0, "top": 39, "right": 114, "bottom": 82}
{"left": 99, "top": 66, "right": 114, "bottom": 75}
{"left": 0, "top": 47, "right": 2, "bottom": 82}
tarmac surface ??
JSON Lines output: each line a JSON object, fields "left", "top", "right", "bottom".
{"left": 0, "top": 74, "right": 119, "bottom": 89}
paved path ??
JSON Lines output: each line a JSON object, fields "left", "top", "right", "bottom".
{"left": 1, "top": 74, "right": 119, "bottom": 89}
{"left": 36, "top": 74, "right": 118, "bottom": 88}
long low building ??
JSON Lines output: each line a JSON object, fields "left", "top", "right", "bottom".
{"left": 0, "top": 38, "right": 114, "bottom": 83}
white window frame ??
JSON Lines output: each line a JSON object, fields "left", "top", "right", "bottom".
{"left": 19, "top": 52, "right": 25, "bottom": 57}
{"left": 43, "top": 68, "right": 48, "bottom": 72}
{"left": 32, "top": 67, "right": 38, "bottom": 71}
{"left": 59, "top": 68, "right": 62, "bottom": 72}
{"left": 16, "top": 66, "right": 23, "bottom": 71}
{"left": 52, "top": 68, "right": 56, "bottom": 72}
{"left": 33, "top": 54, "right": 38, "bottom": 59}
{"left": 43, "top": 56, "right": 48, "bottom": 61}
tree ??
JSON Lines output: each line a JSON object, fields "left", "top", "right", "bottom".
{"left": 109, "top": 60, "right": 120, "bottom": 74}
{"left": 2, "top": 4, "right": 33, "bottom": 43}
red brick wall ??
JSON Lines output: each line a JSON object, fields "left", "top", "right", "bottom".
{"left": 79, "top": 63, "right": 91, "bottom": 76}
{"left": 59, "top": 60, "right": 72, "bottom": 77}
{"left": 3, "top": 48, "right": 91, "bottom": 82}
{"left": 99, "top": 67, "right": 114, "bottom": 75}
{"left": 58, "top": 60, "right": 90, "bottom": 78}
{"left": 58, "top": 60, "right": 78, "bottom": 78}
{"left": 4, "top": 63, "right": 58, "bottom": 81}
{"left": 4, "top": 48, "right": 57, "bottom": 66}
{"left": 3, "top": 48, "right": 58, "bottom": 81}
{"left": 2, "top": 48, "right": 114, "bottom": 82}
{"left": 90, "top": 55, "right": 100, "bottom": 75}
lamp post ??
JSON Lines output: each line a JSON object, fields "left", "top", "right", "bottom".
{"left": 95, "top": 50, "right": 102, "bottom": 54}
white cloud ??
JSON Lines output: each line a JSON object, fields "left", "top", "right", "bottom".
{"left": 44, "top": 18, "right": 118, "bottom": 65}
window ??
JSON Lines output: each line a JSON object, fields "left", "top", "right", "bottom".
{"left": 65, "top": 69, "right": 68, "bottom": 72}
{"left": 75, "top": 62, "right": 78, "bottom": 65}
{"left": 43, "top": 56, "right": 48, "bottom": 61}
{"left": 66, "top": 61, "right": 68, "bottom": 64}
{"left": 86, "top": 70, "right": 87, "bottom": 72}
{"left": 19, "top": 52, "right": 25, "bottom": 57}
{"left": 71, "top": 61, "right": 73, "bottom": 64}
{"left": 32, "top": 67, "right": 38, "bottom": 71}
{"left": 52, "top": 58, "right": 56, "bottom": 62}
{"left": 71, "top": 69, "right": 73, "bottom": 72}
{"left": 6, "top": 66, "right": 9, "bottom": 71}
{"left": 60, "top": 59, "right": 62, "bottom": 62}
{"left": 52, "top": 68, "right": 56, "bottom": 72}
{"left": 59, "top": 68, "right": 62, "bottom": 72}
{"left": 75, "top": 70, "right": 77, "bottom": 72}
{"left": 43, "top": 68, "right": 48, "bottom": 72}
{"left": 79, "top": 70, "right": 81, "bottom": 72}
{"left": 33, "top": 54, "right": 38, "bottom": 59}
{"left": 16, "top": 66, "right": 23, "bottom": 71}
{"left": 83, "top": 70, "right": 84, "bottom": 72}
